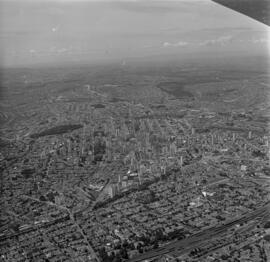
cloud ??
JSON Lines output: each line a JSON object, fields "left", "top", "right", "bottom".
{"left": 52, "top": 25, "right": 60, "bottom": 33}
{"left": 251, "top": 38, "right": 269, "bottom": 44}
{"left": 57, "top": 48, "right": 69, "bottom": 53}
{"left": 48, "top": 46, "right": 73, "bottom": 54}
{"left": 109, "top": 0, "right": 209, "bottom": 14}
{"left": 163, "top": 41, "right": 188, "bottom": 47}
{"left": 199, "top": 35, "right": 233, "bottom": 46}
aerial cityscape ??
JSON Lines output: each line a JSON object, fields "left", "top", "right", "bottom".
{"left": 0, "top": 0, "right": 270, "bottom": 262}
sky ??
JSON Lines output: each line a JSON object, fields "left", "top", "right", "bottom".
{"left": 0, "top": 0, "right": 269, "bottom": 67}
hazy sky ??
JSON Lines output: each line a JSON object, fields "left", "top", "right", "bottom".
{"left": 0, "top": 0, "right": 269, "bottom": 67}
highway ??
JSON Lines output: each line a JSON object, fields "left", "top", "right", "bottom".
{"left": 128, "top": 202, "right": 270, "bottom": 262}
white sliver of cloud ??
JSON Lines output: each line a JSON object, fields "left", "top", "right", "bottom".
{"left": 163, "top": 41, "right": 188, "bottom": 47}
{"left": 251, "top": 38, "right": 268, "bottom": 44}
{"left": 52, "top": 25, "right": 60, "bottom": 33}
{"left": 199, "top": 35, "right": 233, "bottom": 46}
{"left": 57, "top": 48, "right": 69, "bottom": 53}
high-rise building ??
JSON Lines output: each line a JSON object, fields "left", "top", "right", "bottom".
{"left": 211, "top": 134, "right": 214, "bottom": 145}
{"left": 145, "top": 132, "right": 150, "bottom": 147}
{"left": 67, "top": 139, "right": 72, "bottom": 155}
{"left": 179, "top": 156, "right": 183, "bottom": 167}
{"left": 118, "top": 174, "right": 122, "bottom": 183}
{"left": 138, "top": 171, "right": 142, "bottom": 185}
{"left": 161, "top": 165, "right": 166, "bottom": 174}
{"left": 107, "top": 184, "right": 117, "bottom": 198}
{"left": 170, "top": 142, "right": 177, "bottom": 156}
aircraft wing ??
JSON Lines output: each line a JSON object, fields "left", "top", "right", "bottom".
{"left": 212, "top": 0, "right": 270, "bottom": 26}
